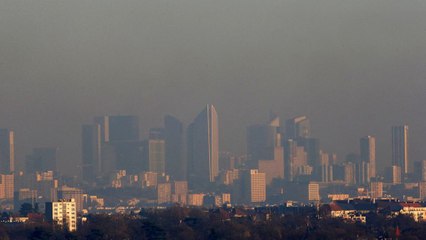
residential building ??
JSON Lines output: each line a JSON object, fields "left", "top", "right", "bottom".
{"left": 45, "top": 199, "right": 77, "bottom": 231}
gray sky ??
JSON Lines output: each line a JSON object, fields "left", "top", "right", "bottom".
{"left": 1, "top": 0, "right": 426, "bottom": 176}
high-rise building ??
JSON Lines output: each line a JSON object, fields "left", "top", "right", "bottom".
{"left": 240, "top": 169, "right": 266, "bottom": 204}
{"left": 26, "top": 147, "right": 58, "bottom": 174}
{"left": 94, "top": 115, "right": 139, "bottom": 143}
{"left": 247, "top": 124, "right": 277, "bottom": 167}
{"left": 45, "top": 199, "right": 77, "bottom": 231}
{"left": 344, "top": 162, "right": 356, "bottom": 185}
{"left": 142, "top": 138, "right": 166, "bottom": 174}
{"left": 164, "top": 115, "right": 185, "bottom": 180}
{"left": 297, "top": 137, "right": 320, "bottom": 169}
{"left": 421, "top": 160, "right": 426, "bottom": 182}
{"left": 187, "top": 105, "right": 219, "bottom": 188}
{"left": 419, "top": 182, "right": 426, "bottom": 200}
{"left": 392, "top": 125, "right": 409, "bottom": 175}
{"left": 386, "top": 165, "right": 402, "bottom": 184}
{"left": 370, "top": 181, "right": 383, "bottom": 198}
{"left": 319, "top": 151, "right": 333, "bottom": 183}
{"left": 0, "top": 174, "right": 14, "bottom": 200}
{"left": 360, "top": 136, "right": 376, "bottom": 180}
{"left": 81, "top": 124, "right": 101, "bottom": 182}
{"left": 57, "top": 186, "right": 84, "bottom": 212}
{"left": 157, "top": 183, "right": 172, "bottom": 204}
{"left": 285, "top": 116, "right": 310, "bottom": 140}
{"left": 187, "top": 193, "right": 205, "bottom": 206}
{"left": 0, "top": 129, "right": 14, "bottom": 174}
{"left": 84, "top": 115, "right": 141, "bottom": 177}
{"left": 308, "top": 182, "right": 320, "bottom": 202}
{"left": 284, "top": 139, "right": 308, "bottom": 181}
{"left": 247, "top": 116, "right": 284, "bottom": 184}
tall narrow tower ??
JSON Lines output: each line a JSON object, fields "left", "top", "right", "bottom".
{"left": 392, "top": 125, "right": 408, "bottom": 175}
{"left": 187, "top": 105, "right": 219, "bottom": 188}
{"left": 164, "top": 115, "right": 185, "bottom": 180}
{"left": 0, "top": 129, "right": 14, "bottom": 174}
{"left": 360, "top": 135, "right": 376, "bottom": 180}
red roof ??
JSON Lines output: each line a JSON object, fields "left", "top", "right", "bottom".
{"left": 400, "top": 203, "right": 423, "bottom": 208}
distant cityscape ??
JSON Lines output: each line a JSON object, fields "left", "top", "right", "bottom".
{"left": 0, "top": 104, "right": 426, "bottom": 231}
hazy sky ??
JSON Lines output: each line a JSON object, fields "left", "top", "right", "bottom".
{"left": 1, "top": 0, "right": 425, "bottom": 175}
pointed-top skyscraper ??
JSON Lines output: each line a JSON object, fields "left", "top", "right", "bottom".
{"left": 187, "top": 105, "right": 219, "bottom": 189}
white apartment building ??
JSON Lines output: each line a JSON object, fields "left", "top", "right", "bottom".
{"left": 45, "top": 199, "right": 77, "bottom": 231}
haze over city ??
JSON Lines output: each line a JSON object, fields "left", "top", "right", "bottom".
{"left": 1, "top": 0, "right": 426, "bottom": 176}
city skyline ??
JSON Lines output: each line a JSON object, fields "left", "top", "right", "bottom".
{"left": 2, "top": 0, "right": 426, "bottom": 237}
{"left": 0, "top": 110, "right": 422, "bottom": 178}
{"left": 1, "top": 0, "right": 426, "bottom": 176}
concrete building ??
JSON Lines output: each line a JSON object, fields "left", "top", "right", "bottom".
{"left": 26, "top": 147, "right": 58, "bottom": 174}
{"left": 285, "top": 116, "right": 310, "bottom": 140}
{"left": 360, "top": 136, "right": 376, "bottom": 180}
{"left": 14, "top": 188, "right": 38, "bottom": 211}
{"left": 188, "top": 193, "right": 205, "bottom": 206}
{"left": 187, "top": 105, "right": 219, "bottom": 189}
{"left": 0, "top": 174, "right": 14, "bottom": 200}
{"left": 419, "top": 182, "right": 426, "bottom": 200}
{"left": 57, "top": 186, "right": 84, "bottom": 212}
{"left": 308, "top": 182, "right": 320, "bottom": 202}
{"left": 81, "top": 124, "right": 102, "bottom": 182}
{"left": 391, "top": 165, "right": 402, "bottom": 184}
{"left": 172, "top": 181, "right": 188, "bottom": 205}
{"left": 92, "top": 115, "right": 141, "bottom": 175}
{"left": 392, "top": 125, "right": 409, "bottom": 176}
{"left": 164, "top": 115, "right": 186, "bottom": 180}
{"left": 241, "top": 169, "right": 266, "bottom": 204}
{"left": 157, "top": 183, "right": 172, "bottom": 204}
{"left": 45, "top": 199, "right": 77, "bottom": 231}
{"left": 140, "top": 171, "right": 158, "bottom": 188}
{"left": 0, "top": 129, "right": 14, "bottom": 174}
{"left": 285, "top": 139, "right": 308, "bottom": 181}
{"left": 370, "top": 181, "right": 383, "bottom": 198}
{"left": 143, "top": 139, "right": 166, "bottom": 174}
{"left": 247, "top": 115, "right": 284, "bottom": 184}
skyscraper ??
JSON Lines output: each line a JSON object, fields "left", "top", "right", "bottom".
{"left": 297, "top": 137, "right": 320, "bottom": 168}
{"left": 247, "top": 115, "right": 284, "bottom": 184}
{"left": 360, "top": 136, "right": 376, "bottom": 180}
{"left": 285, "top": 116, "right": 310, "bottom": 140}
{"left": 0, "top": 129, "right": 14, "bottom": 174}
{"left": 187, "top": 105, "right": 219, "bottom": 188}
{"left": 142, "top": 138, "right": 166, "bottom": 174}
{"left": 246, "top": 124, "right": 277, "bottom": 168}
{"left": 164, "top": 115, "right": 185, "bottom": 180}
{"left": 26, "top": 147, "right": 58, "bottom": 174}
{"left": 94, "top": 115, "right": 139, "bottom": 143}
{"left": 284, "top": 139, "right": 308, "bottom": 181}
{"left": 81, "top": 124, "right": 102, "bottom": 182}
{"left": 392, "top": 125, "right": 409, "bottom": 175}
{"left": 240, "top": 169, "right": 266, "bottom": 204}
{"left": 92, "top": 115, "right": 141, "bottom": 174}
